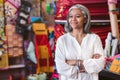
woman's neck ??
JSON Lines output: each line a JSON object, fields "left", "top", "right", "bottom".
{"left": 71, "top": 29, "right": 84, "bottom": 38}
{"left": 70, "top": 29, "right": 86, "bottom": 45}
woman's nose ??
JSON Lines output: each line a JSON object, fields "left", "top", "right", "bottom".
{"left": 71, "top": 16, "right": 76, "bottom": 20}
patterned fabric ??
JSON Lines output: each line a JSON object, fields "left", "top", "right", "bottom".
{"left": 32, "top": 23, "right": 54, "bottom": 73}
{"left": 0, "top": 0, "right": 8, "bottom": 69}
{"left": 109, "top": 58, "right": 120, "bottom": 74}
{"left": 54, "top": 24, "right": 65, "bottom": 41}
{"left": 0, "top": 0, "right": 4, "bottom": 36}
{"left": 55, "top": 0, "right": 120, "bottom": 20}
{"left": 6, "top": 24, "right": 23, "bottom": 57}
{"left": 5, "top": 0, "right": 21, "bottom": 24}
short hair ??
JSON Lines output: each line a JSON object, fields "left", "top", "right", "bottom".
{"left": 64, "top": 4, "right": 91, "bottom": 33}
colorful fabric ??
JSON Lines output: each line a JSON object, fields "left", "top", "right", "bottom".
{"left": 5, "top": 0, "right": 21, "bottom": 24}
{"left": 109, "top": 58, "right": 120, "bottom": 74}
{"left": 0, "top": 0, "right": 5, "bottom": 36}
{"left": 32, "top": 23, "right": 48, "bottom": 35}
{"left": 35, "top": 35, "right": 54, "bottom": 74}
{"left": 6, "top": 24, "right": 23, "bottom": 57}
{"left": 50, "top": 72, "right": 59, "bottom": 80}
{"left": 0, "top": 0, "right": 8, "bottom": 69}
{"left": 55, "top": 0, "right": 113, "bottom": 20}
{"left": 33, "top": 23, "right": 54, "bottom": 73}
{"left": 54, "top": 24, "right": 65, "bottom": 41}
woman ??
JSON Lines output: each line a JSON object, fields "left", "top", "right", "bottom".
{"left": 55, "top": 4, "right": 105, "bottom": 80}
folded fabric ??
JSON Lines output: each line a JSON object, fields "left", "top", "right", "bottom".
{"left": 109, "top": 58, "right": 120, "bottom": 74}
{"left": 104, "top": 32, "right": 112, "bottom": 57}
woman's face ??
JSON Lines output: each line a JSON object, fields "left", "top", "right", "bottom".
{"left": 68, "top": 8, "right": 86, "bottom": 30}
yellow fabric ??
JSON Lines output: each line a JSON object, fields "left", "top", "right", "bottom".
{"left": 0, "top": 53, "right": 8, "bottom": 68}
{"left": 109, "top": 58, "right": 120, "bottom": 74}
{"left": 34, "top": 23, "right": 54, "bottom": 74}
{"left": 36, "top": 45, "right": 54, "bottom": 74}
{"left": 32, "top": 23, "right": 48, "bottom": 35}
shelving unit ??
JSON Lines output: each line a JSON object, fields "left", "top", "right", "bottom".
{"left": 0, "top": 56, "right": 26, "bottom": 80}
{"left": 55, "top": 20, "right": 120, "bottom": 24}
{"left": 0, "top": 64, "right": 25, "bottom": 80}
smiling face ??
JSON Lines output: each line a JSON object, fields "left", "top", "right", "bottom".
{"left": 68, "top": 8, "right": 86, "bottom": 31}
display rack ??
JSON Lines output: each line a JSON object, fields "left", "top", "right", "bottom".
{"left": 55, "top": 20, "right": 120, "bottom": 24}
{"left": 0, "top": 56, "right": 26, "bottom": 79}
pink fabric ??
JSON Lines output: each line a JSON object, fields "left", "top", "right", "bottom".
{"left": 5, "top": 0, "right": 21, "bottom": 24}
{"left": 91, "top": 24, "right": 120, "bottom": 46}
{"left": 110, "top": 54, "right": 120, "bottom": 60}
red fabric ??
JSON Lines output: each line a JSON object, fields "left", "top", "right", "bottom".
{"left": 55, "top": 0, "right": 120, "bottom": 20}
{"left": 35, "top": 35, "right": 52, "bottom": 57}
{"left": 35, "top": 35, "right": 48, "bottom": 45}
{"left": 91, "top": 24, "right": 120, "bottom": 47}
{"left": 56, "top": 0, "right": 73, "bottom": 7}
{"left": 35, "top": 34, "right": 54, "bottom": 73}
{"left": 34, "top": 35, "right": 40, "bottom": 60}
{"left": 55, "top": 0, "right": 73, "bottom": 20}
{"left": 54, "top": 24, "right": 65, "bottom": 41}
{"left": 91, "top": 26, "right": 110, "bottom": 46}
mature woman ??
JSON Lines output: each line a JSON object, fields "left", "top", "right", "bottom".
{"left": 55, "top": 4, "right": 105, "bottom": 80}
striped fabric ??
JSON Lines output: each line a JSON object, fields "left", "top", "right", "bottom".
{"left": 33, "top": 23, "right": 54, "bottom": 74}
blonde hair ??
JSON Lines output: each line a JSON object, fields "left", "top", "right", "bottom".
{"left": 65, "top": 4, "right": 91, "bottom": 33}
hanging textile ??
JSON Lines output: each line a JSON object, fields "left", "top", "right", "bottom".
{"left": 5, "top": 24, "right": 23, "bottom": 57}
{"left": 5, "top": 0, "right": 21, "bottom": 25}
{"left": 90, "top": 24, "right": 120, "bottom": 47}
{"left": 0, "top": 0, "right": 8, "bottom": 69}
{"left": 55, "top": 0, "right": 120, "bottom": 20}
{"left": 32, "top": 23, "right": 54, "bottom": 73}
{"left": 54, "top": 24, "right": 65, "bottom": 41}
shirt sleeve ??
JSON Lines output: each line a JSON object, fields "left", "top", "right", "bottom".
{"left": 83, "top": 34, "right": 105, "bottom": 73}
{"left": 55, "top": 36, "right": 78, "bottom": 79}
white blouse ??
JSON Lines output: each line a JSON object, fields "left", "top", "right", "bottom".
{"left": 55, "top": 33, "right": 105, "bottom": 80}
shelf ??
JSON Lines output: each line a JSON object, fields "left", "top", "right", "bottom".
{"left": 55, "top": 20, "right": 120, "bottom": 24}
{"left": 9, "top": 64, "right": 25, "bottom": 69}
{"left": 0, "top": 64, "right": 25, "bottom": 70}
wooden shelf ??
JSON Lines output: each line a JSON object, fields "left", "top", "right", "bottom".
{"left": 0, "top": 64, "right": 25, "bottom": 71}
{"left": 9, "top": 64, "right": 25, "bottom": 69}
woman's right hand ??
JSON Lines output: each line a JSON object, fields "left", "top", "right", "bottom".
{"left": 66, "top": 60, "right": 77, "bottom": 66}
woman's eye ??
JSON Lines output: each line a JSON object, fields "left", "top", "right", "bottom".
{"left": 76, "top": 16, "right": 81, "bottom": 18}
{"left": 69, "top": 15, "right": 81, "bottom": 18}
{"left": 69, "top": 16, "right": 73, "bottom": 18}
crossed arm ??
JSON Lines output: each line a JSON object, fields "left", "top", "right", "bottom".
{"left": 66, "top": 54, "right": 101, "bottom": 73}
